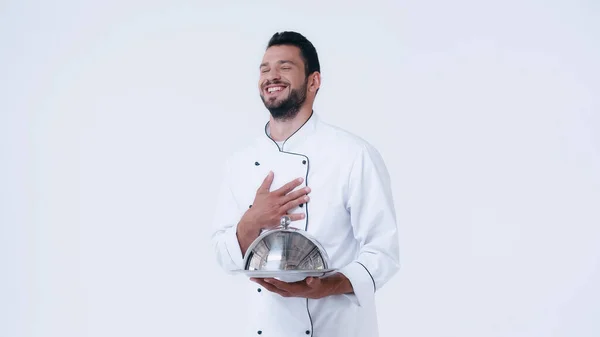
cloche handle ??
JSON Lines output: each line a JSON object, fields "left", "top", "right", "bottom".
{"left": 280, "top": 215, "right": 291, "bottom": 229}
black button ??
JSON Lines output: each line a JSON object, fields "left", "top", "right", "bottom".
{"left": 302, "top": 160, "right": 307, "bottom": 164}
{"left": 257, "top": 331, "right": 262, "bottom": 335}
{"left": 305, "top": 330, "right": 310, "bottom": 335}
{"left": 299, "top": 204, "right": 304, "bottom": 208}
{"left": 257, "top": 288, "right": 261, "bottom": 292}
{"left": 255, "top": 162, "right": 260, "bottom": 166}
{"left": 249, "top": 205, "right": 252, "bottom": 208}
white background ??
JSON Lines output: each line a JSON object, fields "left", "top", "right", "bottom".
{"left": 1, "top": 0, "right": 599, "bottom": 336}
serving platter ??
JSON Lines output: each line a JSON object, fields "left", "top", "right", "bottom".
{"left": 234, "top": 269, "right": 337, "bottom": 282}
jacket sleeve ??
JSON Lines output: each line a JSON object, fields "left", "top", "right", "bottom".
{"left": 338, "top": 143, "right": 401, "bottom": 307}
{"left": 210, "top": 158, "right": 246, "bottom": 273}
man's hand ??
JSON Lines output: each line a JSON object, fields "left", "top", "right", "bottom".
{"left": 237, "top": 171, "right": 311, "bottom": 255}
{"left": 250, "top": 273, "right": 354, "bottom": 299}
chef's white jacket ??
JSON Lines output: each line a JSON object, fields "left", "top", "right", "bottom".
{"left": 211, "top": 112, "right": 400, "bottom": 337}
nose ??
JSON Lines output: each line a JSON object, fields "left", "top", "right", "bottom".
{"left": 264, "top": 68, "right": 281, "bottom": 82}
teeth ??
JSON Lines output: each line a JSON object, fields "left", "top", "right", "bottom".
{"left": 268, "top": 86, "right": 284, "bottom": 93}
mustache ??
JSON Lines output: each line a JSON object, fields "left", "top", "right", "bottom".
{"left": 262, "top": 80, "right": 290, "bottom": 88}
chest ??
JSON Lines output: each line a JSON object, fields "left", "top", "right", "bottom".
{"left": 231, "top": 146, "right": 354, "bottom": 250}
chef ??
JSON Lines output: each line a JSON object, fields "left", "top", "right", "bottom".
{"left": 211, "top": 31, "right": 400, "bottom": 337}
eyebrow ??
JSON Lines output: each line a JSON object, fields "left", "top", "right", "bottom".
{"left": 259, "top": 60, "right": 297, "bottom": 68}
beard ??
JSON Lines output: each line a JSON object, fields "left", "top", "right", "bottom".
{"left": 260, "top": 79, "right": 308, "bottom": 121}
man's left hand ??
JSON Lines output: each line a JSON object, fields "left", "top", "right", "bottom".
{"left": 250, "top": 273, "right": 353, "bottom": 299}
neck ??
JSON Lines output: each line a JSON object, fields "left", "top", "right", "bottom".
{"left": 268, "top": 105, "right": 313, "bottom": 141}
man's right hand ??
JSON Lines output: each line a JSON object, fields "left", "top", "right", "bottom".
{"left": 237, "top": 171, "right": 311, "bottom": 255}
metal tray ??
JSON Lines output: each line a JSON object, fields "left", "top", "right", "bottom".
{"left": 234, "top": 269, "right": 337, "bottom": 281}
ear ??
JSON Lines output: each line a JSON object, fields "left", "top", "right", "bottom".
{"left": 308, "top": 72, "right": 321, "bottom": 93}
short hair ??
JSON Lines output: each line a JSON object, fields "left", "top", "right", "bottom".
{"left": 267, "top": 31, "right": 321, "bottom": 77}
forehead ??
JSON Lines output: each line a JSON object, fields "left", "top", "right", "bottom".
{"left": 260, "top": 45, "right": 304, "bottom": 66}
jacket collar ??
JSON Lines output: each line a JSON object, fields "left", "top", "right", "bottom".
{"left": 263, "top": 111, "right": 318, "bottom": 152}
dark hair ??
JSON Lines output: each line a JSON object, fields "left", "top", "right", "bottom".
{"left": 267, "top": 31, "right": 320, "bottom": 77}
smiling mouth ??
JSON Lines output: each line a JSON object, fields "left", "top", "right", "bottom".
{"left": 265, "top": 86, "right": 287, "bottom": 95}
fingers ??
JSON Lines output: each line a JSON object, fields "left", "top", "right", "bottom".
{"left": 305, "top": 277, "right": 321, "bottom": 288}
{"left": 251, "top": 278, "right": 291, "bottom": 297}
{"left": 263, "top": 278, "right": 298, "bottom": 292}
{"left": 280, "top": 194, "right": 310, "bottom": 213}
{"left": 281, "top": 186, "right": 311, "bottom": 204}
{"left": 273, "top": 177, "right": 304, "bottom": 196}
{"left": 286, "top": 212, "right": 306, "bottom": 222}
{"left": 261, "top": 278, "right": 305, "bottom": 293}
{"left": 257, "top": 171, "right": 274, "bottom": 193}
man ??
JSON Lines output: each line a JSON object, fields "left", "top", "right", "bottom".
{"left": 211, "top": 31, "right": 400, "bottom": 337}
